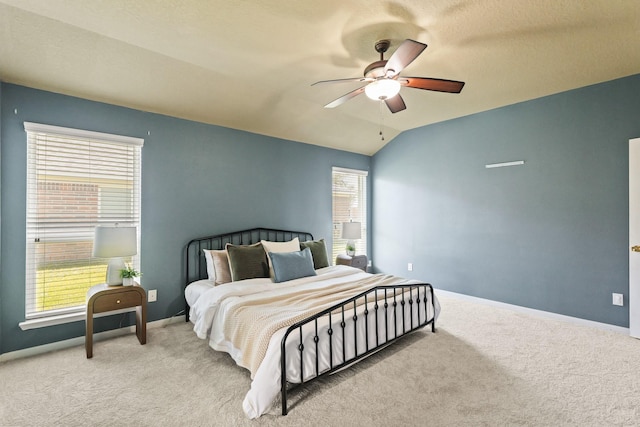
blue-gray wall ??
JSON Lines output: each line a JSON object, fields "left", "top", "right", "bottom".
{"left": 0, "top": 83, "right": 370, "bottom": 354}
{"left": 3, "top": 73, "right": 639, "bottom": 355}
{"left": 372, "top": 74, "right": 640, "bottom": 327}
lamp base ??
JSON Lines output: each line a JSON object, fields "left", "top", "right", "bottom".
{"left": 345, "top": 240, "right": 356, "bottom": 257}
{"left": 105, "top": 257, "right": 126, "bottom": 286}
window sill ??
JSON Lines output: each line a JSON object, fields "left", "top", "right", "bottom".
{"left": 19, "top": 307, "right": 136, "bottom": 330}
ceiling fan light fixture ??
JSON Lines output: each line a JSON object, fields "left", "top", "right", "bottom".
{"left": 314, "top": 39, "right": 463, "bottom": 113}
{"left": 364, "top": 79, "right": 401, "bottom": 101}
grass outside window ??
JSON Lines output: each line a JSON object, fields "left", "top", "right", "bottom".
{"left": 35, "top": 262, "right": 109, "bottom": 312}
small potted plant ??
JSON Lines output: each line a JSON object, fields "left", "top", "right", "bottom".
{"left": 120, "top": 264, "right": 142, "bottom": 286}
{"left": 346, "top": 243, "right": 356, "bottom": 256}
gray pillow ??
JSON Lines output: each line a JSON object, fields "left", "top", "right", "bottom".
{"left": 299, "top": 239, "right": 329, "bottom": 269}
{"left": 269, "top": 247, "right": 317, "bottom": 283}
{"left": 226, "top": 242, "right": 269, "bottom": 281}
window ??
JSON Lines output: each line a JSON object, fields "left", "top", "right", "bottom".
{"left": 24, "top": 122, "right": 143, "bottom": 320}
{"left": 332, "top": 167, "right": 368, "bottom": 262}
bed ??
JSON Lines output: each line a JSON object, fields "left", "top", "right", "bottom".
{"left": 184, "top": 227, "right": 440, "bottom": 418}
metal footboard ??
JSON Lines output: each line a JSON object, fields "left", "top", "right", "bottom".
{"left": 280, "top": 283, "right": 436, "bottom": 415}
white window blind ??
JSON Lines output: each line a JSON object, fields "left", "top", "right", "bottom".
{"left": 332, "top": 167, "right": 368, "bottom": 262}
{"left": 24, "top": 122, "right": 143, "bottom": 319}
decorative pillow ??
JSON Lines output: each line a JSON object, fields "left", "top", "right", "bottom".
{"left": 299, "top": 239, "right": 330, "bottom": 269}
{"left": 261, "top": 237, "right": 300, "bottom": 277}
{"left": 202, "top": 249, "right": 232, "bottom": 285}
{"left": 203, "top": 248, "right": 215, "bottom": 280}
{"left": 268, "top": 248, "right": 317, "bottom": 283}
{"left": 226, "top": 242, "right": 269, "bottom": 281}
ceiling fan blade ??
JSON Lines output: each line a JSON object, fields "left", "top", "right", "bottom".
{"left": 400, "top": 77, "right": 465, "bottom": 93}
{"left": 312, "top": 77, "right": 372, "bottom": 86}
{"left": 324, "top": 86, "right": 366, "bottom": 108}
{"left": 384, "top": 39, "right": 427, "bottom": 77}
{"left": 385, "top": 94, "right": 406, "bottom": 113}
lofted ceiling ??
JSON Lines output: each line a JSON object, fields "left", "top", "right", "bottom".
{"left": 1, "top": 0, "right": 639, "bottom": 155}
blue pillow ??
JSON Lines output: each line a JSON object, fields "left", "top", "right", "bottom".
{"left": 268, "top": 248, "right": 317, "bottom": 283}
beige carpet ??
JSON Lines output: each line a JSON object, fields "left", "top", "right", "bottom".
{"left": 1, "top": 293, "right": 640, "bottom": 426}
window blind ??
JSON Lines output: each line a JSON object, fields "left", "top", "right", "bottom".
{"left": 332, "top": 167, "right": 368, "bottom": 262}
{"left": 24, "top": 122, "right": 143, "bottom": 319}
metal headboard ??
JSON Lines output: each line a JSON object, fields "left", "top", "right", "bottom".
{"left": 184, "top": 227, "right": 314, "bottom": 319}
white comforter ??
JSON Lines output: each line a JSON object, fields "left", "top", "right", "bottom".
{"left": 187, "top": 265, "right": 440, "bottom": 418}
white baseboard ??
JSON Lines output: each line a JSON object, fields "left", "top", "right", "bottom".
{"left": 0, "top": 315, "right": 186, "bottom": 363}
{"left": 435, "top": 289, "right": 630, "bottom": 335}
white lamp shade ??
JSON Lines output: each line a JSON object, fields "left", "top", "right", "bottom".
{"left": 341, "top": 222, "right": 362, "bottom": 240}
{"left": 92, "top": 226, "right": 137, "bottom": 258}
{"left": 364, "top": 79, "right": 401, "bottom": 101}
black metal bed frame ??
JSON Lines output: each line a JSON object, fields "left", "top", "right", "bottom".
{"left": 184, "top": 227, "right": 436, "bottom": 416}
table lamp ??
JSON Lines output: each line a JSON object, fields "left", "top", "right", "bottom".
{"left": 341, "top": 221, "right": 361, "bottom": 256}
{"left": 92, "top": 225, "right": 137, "bottom": 286}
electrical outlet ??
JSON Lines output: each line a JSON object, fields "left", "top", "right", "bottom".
{"left": 407, "top": 263, "right": 413, "bottom": 272}
{"left": 148, "top": 289, "right": 157, "bottom": 302}
{"left": 612, "top": 293, "right": 623, "bottom": 306}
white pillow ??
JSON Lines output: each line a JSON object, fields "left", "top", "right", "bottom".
{"left": 203, "top": 248, "right": 215, "bottom": 280}
{"left": 261, "top": 237, "right": 300, "bottom": 278}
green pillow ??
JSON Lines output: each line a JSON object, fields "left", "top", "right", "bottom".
{"left": 226, "top": 242, "right": 269, "bottom": 281}
{"left": 299, "top": 239, "right": 329, "bottom": 269}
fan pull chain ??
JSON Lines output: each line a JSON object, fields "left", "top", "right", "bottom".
{"left": 379, "top": 100, "right": 385, "bottom": 141}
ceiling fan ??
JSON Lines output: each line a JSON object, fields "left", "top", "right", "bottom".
{"left": 312, "top": 39, "right": 465, "bottom": 113}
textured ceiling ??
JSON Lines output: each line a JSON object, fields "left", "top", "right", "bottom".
{"left": 1, "top": 0, "right": 639, "bottom": 155}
